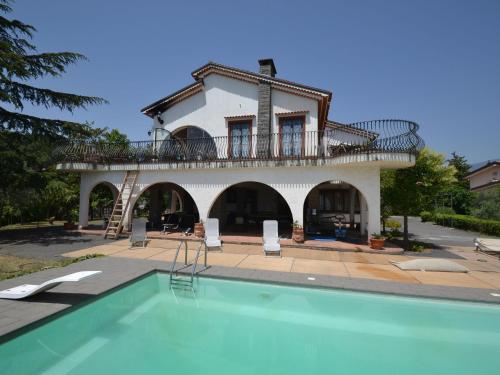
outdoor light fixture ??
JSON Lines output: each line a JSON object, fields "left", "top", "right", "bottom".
{"left": 156, "top": 111, "right": 164, "bottom": 124}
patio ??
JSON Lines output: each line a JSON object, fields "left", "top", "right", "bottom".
{"left": 79, "top": 227, "right": 403, "bottom": 253}
{"left": 63, "top": 237, "right": 500, "bottom": 289}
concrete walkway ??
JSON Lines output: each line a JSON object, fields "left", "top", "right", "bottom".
{"left": 63, "top": 238, "right": 500, "bottom": 290}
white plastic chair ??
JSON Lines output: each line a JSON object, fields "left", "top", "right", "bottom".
{"left": 263, "top": 220, "right": 281, "bottom": 257}
{"left": 130, "top": 218, "right": 148, "bottom": 248}
{"left": 205, "top": 218, "right": 222, "bottom": 250}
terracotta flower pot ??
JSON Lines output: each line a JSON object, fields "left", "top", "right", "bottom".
{"left": 194, "top": 222, "right": 205, "bottom": 238}
{"left": 370, "top": 238, "right": 385, "bottom": 250}
{"left": 293, "top": 227, "right": 304, "bottom": 243}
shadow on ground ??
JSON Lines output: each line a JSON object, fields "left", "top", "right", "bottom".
{"left": 0, "top": 227, "right": 109, "bottom": 260}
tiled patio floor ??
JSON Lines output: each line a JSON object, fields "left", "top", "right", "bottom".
{"left": 78, "top": 228, "right": 403, "bottom": 252}
{"left": 63, "top": 238, "right": 500, "bottom": 290}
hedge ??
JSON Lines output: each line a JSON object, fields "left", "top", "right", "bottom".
{"left": 419, "top": 212, "right": 500, "bottom": 237}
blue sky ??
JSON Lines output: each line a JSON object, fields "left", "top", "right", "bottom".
{"left": 10, "top": 0, "right": 500, "bottom": 163}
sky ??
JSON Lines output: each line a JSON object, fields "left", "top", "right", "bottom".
{"left": 9, "top": 0, "right": 500, "bottom": 163}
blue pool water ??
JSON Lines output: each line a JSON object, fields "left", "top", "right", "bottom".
{"left": 1, "top": 273, "right": 500, "bottom": 374}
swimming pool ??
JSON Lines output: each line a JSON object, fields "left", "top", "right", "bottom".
{"left": 1, "top": 273, "right": 500, "bottom": 374}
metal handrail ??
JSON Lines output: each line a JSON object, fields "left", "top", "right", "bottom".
{"left": 169, "top": 239, "right": 188, "bottom": 282}
{"left": 53, "top": 120, "right": 424, "bottom": 165}
{"left": 170, "top": 239, "right": 208, "bottom": 289}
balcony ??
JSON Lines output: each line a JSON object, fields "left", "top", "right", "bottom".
{"left": 54, "top": 120, "right": 424, "bottom": 170}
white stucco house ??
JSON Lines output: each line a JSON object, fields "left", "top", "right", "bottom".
{"left": 55, "top": 59, "right": 423, "bottom": 239}
{"left": 466, "top": 159, "right": 500, "bottom": 192}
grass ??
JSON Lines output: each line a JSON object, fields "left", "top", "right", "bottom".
{"left": 0, "top": 220, "right": 66, "bottom": 231}
{"left": 0, "top": 254, "right": 105, "bottom": 281}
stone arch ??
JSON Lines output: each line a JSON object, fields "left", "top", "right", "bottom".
{"left": 207, "top": 181, "right": 294, "bottom": 234}
{"left": 87, "top": 181, "right": 120, "bottom": 222}
{"left": 78, "top": 175, "right": 122, "bottom": 229}
{"left": 157, "top": 125, "right": 218, "bottom": 161}
{"left": 302, "top": 180, "right": 369, "bottom": 237}
{"left": 294, "top": 172, "right": 380, "bottom": 236}
{"left": 126, "top": 180, "right": 200, "bottom": 230}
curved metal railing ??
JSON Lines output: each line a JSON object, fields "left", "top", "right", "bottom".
{"left": 53, "top": 119, "right": 424, "bottom": 165}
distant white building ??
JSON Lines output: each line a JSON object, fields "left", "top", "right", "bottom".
{"left": 466, "top": 160, "right": 500, "bottom": 192}
{"left": 56, "top": 59, "right": 423, "bottom": 238}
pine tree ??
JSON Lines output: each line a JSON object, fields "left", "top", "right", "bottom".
{"left": 0, "top": 0, "right": 107, "bottom": 226}
{"left": 0, "top": 0, "right": 107, "bottom": 138}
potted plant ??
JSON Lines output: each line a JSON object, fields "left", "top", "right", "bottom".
{"left": 63, "top": 208, "right": 78, "bottom": 230}
{"left": 370, "top": 233, "right": 386, "bottom": 250}
{"left": 194, "top": 219, "right": 205, "bottom": 238}
{"left": 292, "top": 221, "right": 304, "bottom": 243}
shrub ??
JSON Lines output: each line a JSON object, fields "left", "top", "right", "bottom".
{"left": 434, "top": 206, "right": 456, "bottom": 215}
{"left": 385, "top": 219, "right": 401, "bottom": 231}
{"left": 432, "top": 213, "right": 500, "bottom": 237}
{"left": 420, "top": 211, "right": 434, "bottom": 222}
{"left": 409, "top": 242, "right": 425, "bottom": 252}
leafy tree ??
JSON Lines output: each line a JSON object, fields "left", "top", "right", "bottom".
{"left": 0, "top": 0, "right": 107, "bottom": 137}
{"left": 0, "top": 0, "right": 108, "bottom": 226}
{"left": 437, "top": 152, "right": 473, "bottom": 214}
{"left": 381, "top": 148, "right": 456, "bottom": 249}
{"left": 472, "top": 186, "right": 500, "bottom": 221}
{"left": 103, "top": 129, "right": 129, "bottom": 145}
{"left": 447, "top": 152, "right": 471, "bottom": 188}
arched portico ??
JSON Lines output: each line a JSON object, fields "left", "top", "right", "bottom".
{"left": 79, "top": 165, "right": 381, "bottom": 236}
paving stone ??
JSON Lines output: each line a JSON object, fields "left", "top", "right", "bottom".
{"left": 291, "top": 258, "right": 348, "bottom": 277}
{"left": 407, "top": 271, "right": 493, "bottom": 289}
{"left": 237, "top": 255, "right": 294, "bottom": 272}
{"left": 344, "top": 262, "right": 419, "bottom": 283}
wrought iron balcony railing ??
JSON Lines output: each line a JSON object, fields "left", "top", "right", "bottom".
{"left": 53, "top": 120, "right": 424, "bottom": 165}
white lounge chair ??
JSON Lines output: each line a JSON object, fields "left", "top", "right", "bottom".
{"left": 130, "top": 218, "right": 148, "bottom": 248}
{"left": 475, "top": 238, "right": 500, "bottom": 257}
{"left": 205, "top": 218, "right": 222, "bottom": 250}
{"left": 0, "top": 271, "right": 102, "bottom": 300}
{"left": 263, "top": 220, "right": 281, "bottom": 257}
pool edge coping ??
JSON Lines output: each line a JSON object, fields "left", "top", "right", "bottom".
{"left": 0, "top": 256, "right": 499, "bottom": 342}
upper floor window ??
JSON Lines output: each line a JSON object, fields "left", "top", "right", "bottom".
{"left": 228, "top": 121, "right": 252, "bottom": 158}
{"left": 279, "top": 116, "right": 304, "bottom": 157}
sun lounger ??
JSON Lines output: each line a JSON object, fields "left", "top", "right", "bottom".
{"left": 263, "top": 220, "right": 281, "bottom": 257}
{"left": 0, "top": 271, "right": 102, "bottom": 300}
{"left": 130, "top": 218, "right": 148, "bottom": 248}
{"left": 475, "top": 238, "right": 500, "bottom": 256}
{"left": 205, "top": 218, "right": 222, "bottom": 250}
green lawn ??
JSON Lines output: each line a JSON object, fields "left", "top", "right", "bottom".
{"left": 0, "top": 221, "right": 66, "bottom": 231}
{"left": 0, "top": 254, "right": 105, "bottom": 281}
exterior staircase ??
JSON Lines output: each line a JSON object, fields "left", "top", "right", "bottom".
{"left": 104, "top": 170, "right": 139, "bottom": 239}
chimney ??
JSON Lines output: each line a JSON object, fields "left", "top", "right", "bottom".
{"left": 256, "top": 59, "right": 276, "bottom": 156}
{"left": 258, "top": 58, "right": 277, "bottom": 77}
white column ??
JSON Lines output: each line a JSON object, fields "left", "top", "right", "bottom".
{"left": 360, "top": 195, "right": 368, "bottom": 235}
{"left": 78, "top": 174, "right": 91, "bottom": 229}
{"left": 349, "top": 187, "right": 356, "bottom": 228}
{"left": 78, "top": 189, "right": 89, "bottom": 229}
{"left": 121, "top": 187, "right": 135, "bottom": 231}
{"left": 366, "top": 179, "right": 381, "bottom": 236}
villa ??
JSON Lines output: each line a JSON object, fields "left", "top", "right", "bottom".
{"left": 55, "top": 59, "right": 423, "bottom": 239}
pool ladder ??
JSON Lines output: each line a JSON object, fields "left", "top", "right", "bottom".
{"left": 169, "top": 239, "right": 208, "bottom": 290}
